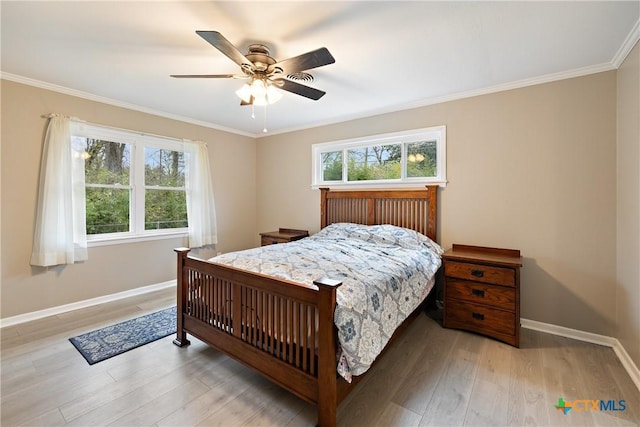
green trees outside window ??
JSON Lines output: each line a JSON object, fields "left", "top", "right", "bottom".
{"left": 320, "top": 140, "right": 437, "bottom": 183}
{"left": 83, "top": 139, "right": 131, "bottom": 234}
{"left": 406, "top": 141, "right": 437, "bottom": 178}
{"left": 144, "top": 147, "right": 187, "bottom": 230}
{"left": 348, "top": 144, "right": 401, "bottom": 181}
{"left": 80, "top": 138, "right": 187, "bottom": 235}
{"left": 321, "top": 151, "right": 343, "bottom": 181}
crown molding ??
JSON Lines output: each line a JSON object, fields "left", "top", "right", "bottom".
{"left": 377, "top": 62, "right": 617, "bottom": 118}
{"left": 613, "top": 18, "right": 640, "bottom": 68}
{"left": 0, "top": 72, "right": 255, "bottom": 138}
{"left": 0, "top": 54, "right": 626, "bottom": 140}
{"left": 262, "top": 61, "right": 617, "bottom": 138}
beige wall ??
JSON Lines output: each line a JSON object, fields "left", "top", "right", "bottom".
{"left": 1, "top": 80, "right": 257, "bottom": 318}
{"left": 617, "top": 41, "right": 640, "bottom": 367}
{"left": 2, "top": 64, "right": 635, "bottom": 369}
{"left": 258, "top": 71, "right": 619, "bottom": 338}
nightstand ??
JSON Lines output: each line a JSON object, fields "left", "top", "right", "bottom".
{"left": 442, "top": 244, "right": 522, "bottom": 347}
{"left": 260, "top": 228, "right": 309, "bottom": 246}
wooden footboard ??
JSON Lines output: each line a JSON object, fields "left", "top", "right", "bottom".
{"left": 174, "top": 248, "right": 342, "bottom": 426}
{"left": 174, "top": 186, "right": 439, "bottom": 427}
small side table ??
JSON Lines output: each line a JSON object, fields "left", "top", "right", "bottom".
{"left": 442, "top": 244, "right": 522, "bottom": 347}
{"left": 260, "top": 228, "right": 309, "bottom": 246}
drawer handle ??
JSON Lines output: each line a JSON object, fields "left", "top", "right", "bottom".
{"left": 472, "top": 312, "right": 485, "bottom": 321}
{"left": 471, "top": 269, "right": 484, "bottom": 278}
{"left": 472, "top": 289, "right": 485, "bottom": 297}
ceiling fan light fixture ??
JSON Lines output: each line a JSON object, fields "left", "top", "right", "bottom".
{"left": 236, "top": 78, "right": 282, "bottom": 105}
{"left": 251, "top": 79, "right": 267, "bottom": 98}
{"left": 266, "top": 84, "right": 282, "bottom": 104}
{"left": 253, "top": 96, "right": 268, "bottom": 106}
{"left": 235, "top": 83, "right": 253, "bottom": 103}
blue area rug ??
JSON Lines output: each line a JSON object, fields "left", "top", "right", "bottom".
{"left": 69, "top": 306, "right": 176, "bottom": 365}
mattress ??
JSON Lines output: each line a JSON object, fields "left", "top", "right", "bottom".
{"left": 210, "top": 222, "right": 443, "bottom": 382}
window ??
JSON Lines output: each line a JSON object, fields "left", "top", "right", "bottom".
{"left": 144, "top": 147, "right": 187, "bottom": 231}
{"left": 71, "top": 123, "right": 188, "bottom": 242}
{"left": 81, "top": 139, "right": 132, "bottom": 234}
{"left": 312, "top": 126, "right": 446, "bottom": 188}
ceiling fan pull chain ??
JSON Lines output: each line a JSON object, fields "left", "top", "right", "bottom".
{"left": 251, "top": 103, "right": 255, "bottom": 119}
{"left": 263, "top": 105, "right": 268, "bottom": 133}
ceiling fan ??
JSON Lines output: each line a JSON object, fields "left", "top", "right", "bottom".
{"left": 171, "top": 31, "right": 335, "bottom": 106}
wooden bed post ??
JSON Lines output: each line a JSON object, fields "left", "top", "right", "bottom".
{"left": 173, "top": 247, "right": 191, "bottom": 347}
{"left": 314, "top": 277, "right": 342, "bottom": 427}
{"left": 320, "top": 187, "right": 329, "bottom": 229}
{"left": 426, "top": 185, "right": 437, "bottom": 242}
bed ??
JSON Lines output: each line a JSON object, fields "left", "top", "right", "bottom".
{"left": 173, "top": 186, "right": 440, "bottom": 427}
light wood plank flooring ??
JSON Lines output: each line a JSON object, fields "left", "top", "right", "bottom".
{"left": 2, "top": 288, "right": 638, "bottom": 426}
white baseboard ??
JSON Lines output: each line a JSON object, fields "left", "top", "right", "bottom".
{"left": 0, "top": 280, "right": 176, "bottom": 328}
{"left": 2, "top": 292, "right": 638, "bottom": 393}
{"left": 521, "top": 318, "right": 640, "bottom": 392}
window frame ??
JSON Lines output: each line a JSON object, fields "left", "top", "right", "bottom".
{"left": 70, "top": 122, "right": 188, "bottom": 246}
{"left": 311, "top": 126, "right": 447, "bottom": 188}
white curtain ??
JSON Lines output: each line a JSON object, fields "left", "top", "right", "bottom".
{"left": 184, "top": 141, "right": 217, "bottom": 248}
{"left": 30, "top": 115, "right": 88, "bottom": 267}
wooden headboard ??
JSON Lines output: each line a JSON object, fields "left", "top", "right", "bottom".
{"left": 320, "top": 186, "right": 438, "bottom": 242}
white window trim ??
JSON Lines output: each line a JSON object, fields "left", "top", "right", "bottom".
{"left": 71, "top": 122, "right": 189, "bottom": 246}
{"left": 311, "top": 126, "right": 447, "bottom": 189}
{"left": 87, "top": 230, "right": 188, "bottom": 247}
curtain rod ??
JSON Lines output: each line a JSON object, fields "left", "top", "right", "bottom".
{"left": 41, "top": 113, "right": 206, "bottom": 146}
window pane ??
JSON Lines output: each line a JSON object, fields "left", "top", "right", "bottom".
{"left": 82, "top": 139, "right": 130, "bottom": 185}
{"left": 406, "top": 140, "right": 437, "bottom": 178}
{"left": 322, "top": 151, "right": 343, "bottom": 181}
{"left": 145, "top": 189, "right": 187, "bottom": 230}
{"left": 348, "top": 144, "right": 401, "bottom": 181}
{"left": 145, "top": 148, "right": 185, "bottom": 187}
{"left": 86, "top": 187, "right": 130, "bottom": 234}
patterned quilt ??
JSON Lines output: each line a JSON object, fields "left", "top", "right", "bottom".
{"left": 209, "top": 222, "right": 443, "bottom": 382}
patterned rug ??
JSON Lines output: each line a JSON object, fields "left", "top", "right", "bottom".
{"left": 69, "top": 306, "right": 176, "bottom": 365}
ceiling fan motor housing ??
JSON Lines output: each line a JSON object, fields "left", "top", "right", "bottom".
{"left": 246, "top": 44, "right": 276, "bottom": 73}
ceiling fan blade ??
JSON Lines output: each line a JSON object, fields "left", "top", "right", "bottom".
{"left": 170, "top": 74, "right": 239, "bottom": 78}
{"left": 240, "top": 96, "right": 253, "bottom": 106}
{"left": 273, "top": 78, "right": 326, "bottom": 100}
{"left": 196, "top": 30, "right": 253, "bottom": 72}
{"left": 271, "top": 47, "right": 335, "bottom": 74}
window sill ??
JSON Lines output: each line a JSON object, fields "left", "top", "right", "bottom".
{"left": 87, "top": 230, "right": 188, "bottom": 247}
{"left": 311, "top": 180, "right": 447, "bottom": 190}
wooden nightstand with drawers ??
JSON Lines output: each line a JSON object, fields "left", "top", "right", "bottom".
{"left": 260, "top": 228, "right": 309, "bottom": 246}
{"left": 442, "top": 244, "right": 522, "bottom": 347}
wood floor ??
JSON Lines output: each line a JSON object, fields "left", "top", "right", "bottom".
{"left": 2, "top": 287, "right": 638, "bottom": 426}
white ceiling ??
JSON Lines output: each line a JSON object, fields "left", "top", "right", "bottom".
{"left": 2, "top": 1, "right": 639, "bottom": 137}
